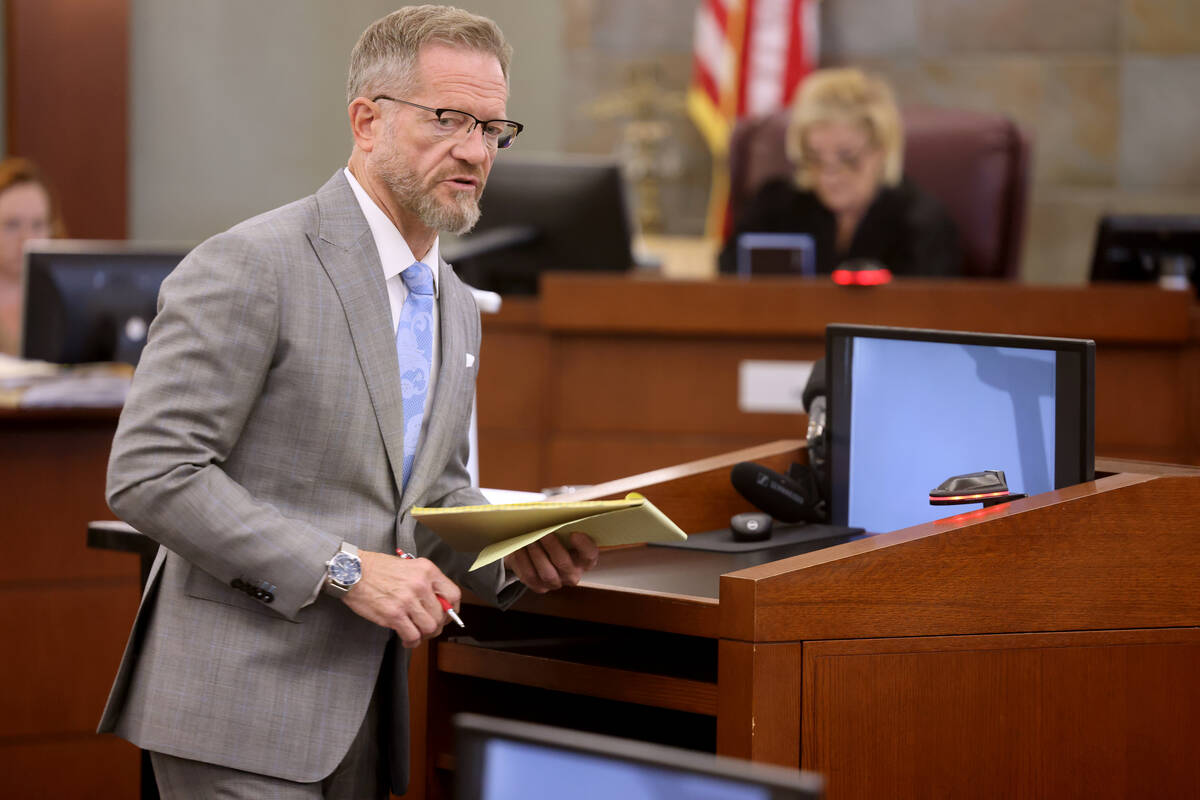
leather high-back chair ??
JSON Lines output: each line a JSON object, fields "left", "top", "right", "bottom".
{"left": 727, "top": 106, "right": 1032, "bottom": 278}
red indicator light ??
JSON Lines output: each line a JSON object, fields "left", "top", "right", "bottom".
{"left": 832, "top": 267, "right": 893, "bottom": 286}
{"left": 929, "top": 490, "right": 1011, "bottom": 503}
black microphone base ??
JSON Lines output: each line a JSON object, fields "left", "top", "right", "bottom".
{"left": 650, "top": 522, "right": 864, "bottom": 554}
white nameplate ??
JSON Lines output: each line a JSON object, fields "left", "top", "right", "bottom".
{"left": 737, "top": 359, "right": 813, "bottom": 414}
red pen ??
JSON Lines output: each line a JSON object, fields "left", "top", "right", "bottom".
{"left": 396, "top": 549, "right": 465, "bottom": 628}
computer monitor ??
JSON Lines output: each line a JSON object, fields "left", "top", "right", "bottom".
{"left": 446, "top": 155, "right": 635, "bottom": 295}
{"left": 21, "top": 241, "right": 190, "bottom": 365}
{"left": 826, "top": 324, "right": 1095, "bottom": 534}
{"left": 1090, "top": 213, "right": 1200, "bottom": 296}
{"left": 455, "top": 713, "right": 822, "bottom": 800}
{"left": 735, "top": 233, "right": 816, "bottom": 278}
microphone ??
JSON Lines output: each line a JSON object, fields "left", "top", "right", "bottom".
{"left": 730, "top": 461, "right": 824, "bottom": 524}
{"left": 801, "top": 357, "right": 825, "bottom": 413}
{"left": 802, "top": 358, "right": 827, "bottom": 483}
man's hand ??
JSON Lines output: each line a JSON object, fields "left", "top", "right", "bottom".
{"left": 343, "top": 551, "right": 462, "bottom": 648}
{"left": 504, "top": 531, "right": 600, "bottom": 594}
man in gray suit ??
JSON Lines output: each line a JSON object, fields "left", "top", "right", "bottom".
{"left": 99, "top": 6, "right": 599, "bottom": 798}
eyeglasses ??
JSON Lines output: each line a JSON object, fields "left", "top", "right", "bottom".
{"left": 799, "top": 145, "right": 874, "bottom": 174}
{"left": 373, "top": 96, "right": 524, "bottom": 150}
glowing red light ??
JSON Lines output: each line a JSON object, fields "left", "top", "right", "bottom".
{"left": 832, "top": 267, "right": 893, "bottom": 286}
{"left": 929, "top": 490, "right": 1011, "bottom": 502}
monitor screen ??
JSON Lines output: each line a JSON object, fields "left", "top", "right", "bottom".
{"left": 21, "top": 241, "right": 189, "bottom": 365}
{"left": 735, "top": 233, "right": 816, "bottom": 278}
{"left": 455, "top": 713, "right": 822, "bottom": 800}
{"left": 445, "top": 155, "right": 635, "bottom": 295}
{"left": 1090, "top": 213, "right": 1200, "bottom": 296}
{"left": 826, "top": 324, "right": 1094, "bottom": 533}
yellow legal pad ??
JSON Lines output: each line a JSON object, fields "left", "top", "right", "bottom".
{"left": 412, "top": 493, "right": 687, "bottom": 571}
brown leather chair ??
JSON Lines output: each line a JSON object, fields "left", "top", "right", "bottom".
{"left": 727, "top": 106, "right": 1032, "bottom": 278}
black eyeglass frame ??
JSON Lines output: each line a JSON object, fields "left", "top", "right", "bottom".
{"left": 372, "top": 95, "right": 524, "bottom": 149}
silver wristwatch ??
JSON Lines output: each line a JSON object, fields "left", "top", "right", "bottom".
{"left": 323, "top": 542, "right": 362, "bottom": 597}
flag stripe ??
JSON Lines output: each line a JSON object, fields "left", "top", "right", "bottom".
{"left": 688, "top": 0, "right": 820, "bottom": 236}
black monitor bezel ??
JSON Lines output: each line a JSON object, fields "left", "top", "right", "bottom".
{"left": 1089, "top": 213, "right": 1200, "bottom": 296}
{"left": 445, "top": 154, "right": 636, "bottom": 296}
{"left": 21, "top": 240, "right": 190, "bottom": 365}
{"left": 454, "top": 713, "right": 822, "bottom": 800}
{"left": 825, "top": 324, "right": 1095, "bottom": 532}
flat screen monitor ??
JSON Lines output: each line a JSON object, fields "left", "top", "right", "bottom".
{"left": 826, "top": 324, "right": 1095, "bottom": 533}
{"left": 735, "top": 232, "right": 816, "bottom": 278}
{"left": 445, "top": 155, "right": 635, "bottom": 295}
{"left": 455, "top": 713, "right": 822, "bottom": 800}
{"left": 21, "top": 241, "right": 189, "bottom": 365}
{"left": 1090, "top": 213, "right": 1200, "bottom": 296}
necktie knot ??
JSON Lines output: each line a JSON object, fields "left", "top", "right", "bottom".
{"left": 402, "top": 261, "right": 434, "bottom": 296}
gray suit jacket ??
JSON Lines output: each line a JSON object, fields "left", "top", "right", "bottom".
{"left": 99, "top": 171, "right": 517, "bottom": 790}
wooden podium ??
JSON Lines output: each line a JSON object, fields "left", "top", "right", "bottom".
{"left": 413, "top": 441, "right": 1200, "bottom": 800}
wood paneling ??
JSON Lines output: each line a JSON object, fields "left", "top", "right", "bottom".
{"left": 438, "top": 641, "right": 718, "bottom": 715}
{"left": 0, "top": 735, "right": 140, "bottom": 798}
{"left": 478, "top": 276, "right": 1200, "bottom": 492}
{"left": 539, "top": 275, "right": 1193, "bottom": 343}
{"left": 547, "top": 336, "right": 817, "bottom": 436}
{"left": 720, "top": 473, "right": 1200, "bottom": 642}
{"left": 0, "top": 410, "right": 139, "bottom": 793}
{"left": 545, "top": 433, "right": 788, "bottom": 488}
{"left": 4, "top": 0, "right": 129, "bottom": 238}
{"left": 0, "top": 410, "right": 125, "bottom": 581}
{"left": 0, "top": 582, "right": 139, "bottom": 736}
{"left": 802, "top": 629, "right": 1200, "bottom": 800}
{"left": 717, "top": 640, "right": 802, "bottom": 767}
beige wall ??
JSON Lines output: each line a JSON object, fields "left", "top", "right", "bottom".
{"left": 128, "top": 0, "right": 565, "bottom": 243}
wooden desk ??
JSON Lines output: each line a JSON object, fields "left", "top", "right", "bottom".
{"left": 476, "top": 275, "right": 1200, "bottom": 490}
{"left": 418, "top": 457, "right": 1200, "bottom": 799}
{"left": 0, "top": 407, "right": 140, "bottom": 798}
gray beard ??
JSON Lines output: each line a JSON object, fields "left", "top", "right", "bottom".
{"left": 382, "top": 164, "right": 482, "bottom": 236}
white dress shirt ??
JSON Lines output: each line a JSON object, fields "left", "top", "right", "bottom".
{"left": 344, "top": 168, "right": 442, "bottom": 437}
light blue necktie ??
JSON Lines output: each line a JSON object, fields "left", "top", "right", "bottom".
{"left": 396, "top": 261, "right": 435, "bottom": 488}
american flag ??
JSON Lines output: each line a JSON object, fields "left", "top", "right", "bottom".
{"left": 689, "top": 0, "right": 820, "bottom": 235}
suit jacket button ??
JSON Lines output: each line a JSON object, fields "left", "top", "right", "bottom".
{"left": 263, "top": 593, "right": 274, "bottom": 603}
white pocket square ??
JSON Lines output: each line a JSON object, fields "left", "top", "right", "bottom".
{"left": 465, "top": 353, "right": 476, "bottom": 368}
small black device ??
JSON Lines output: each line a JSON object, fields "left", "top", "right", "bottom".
{"left": 735, "top": 232, "right": 816, "bottom": 277}
{"left": 729, "top": 511, "right": 773, "bottom": 542}
{"left": 730, "top": 461, "right": 825, "bottom": 524}
{"left": 1089, "top": 213, "right": 1200, "bottom": 296}
{"left": 454, "top": 712, "right": 823, "bottom": 800}
{"left": 447, "top": 154, "right": 635, "bottom": 295}
{"left": 929, "top": 470, "right": 1027, "bottom": 508}
{"left": 21, "top": 240, "right": 190, "bottom": 365}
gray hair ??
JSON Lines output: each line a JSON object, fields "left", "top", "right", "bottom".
{"left": 346, "top": 5, "right": 512, "bottom": 104}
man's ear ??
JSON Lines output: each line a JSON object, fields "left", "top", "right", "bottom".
{"left": 348, "top": 97, "right": 382, "bottom": 153}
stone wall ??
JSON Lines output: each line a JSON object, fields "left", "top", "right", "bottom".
{"left": 561, "top": 0, "right": 1200, "bottom": 282}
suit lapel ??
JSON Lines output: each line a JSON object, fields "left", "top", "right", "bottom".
{"left": 309, "top": 172, "right": 408, "bottom": 496}
{"left": 400, "top": 259, "right": 474, "bottom": 509}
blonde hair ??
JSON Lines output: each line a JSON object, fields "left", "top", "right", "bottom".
{"left": 0, "top": 156, "right": 66, "bottom": 237}
{"left": 786, "top": 68, "right": 903, "bottom": 189}
{"left": 346, "top": 5, "right": 512, "bottom": 104}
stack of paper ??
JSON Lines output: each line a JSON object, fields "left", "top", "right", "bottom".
{"left": 413, "top": 493, "right": 687, "bottom": 570}
{"left": 0, "top": 355, "right": 132, "bottom": 408}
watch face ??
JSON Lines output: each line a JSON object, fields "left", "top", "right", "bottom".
{"left": 329, "top": 552, "right": 362, "bottom": 586}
